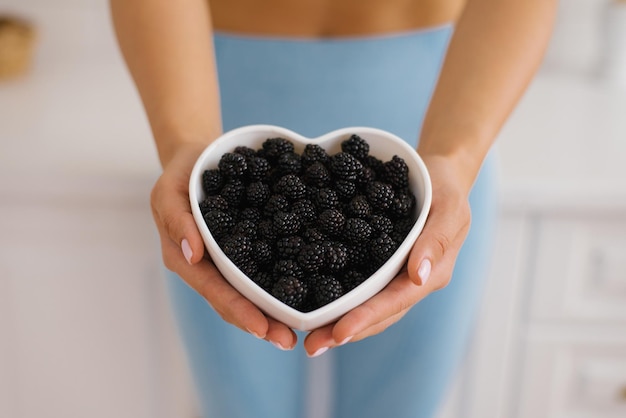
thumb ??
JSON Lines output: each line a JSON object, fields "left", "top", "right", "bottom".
{"left": 151, "top": 175, "right": 206, "bottom": 265}
{"left": 406, "top": 200, "right": 470, "bottom": 287}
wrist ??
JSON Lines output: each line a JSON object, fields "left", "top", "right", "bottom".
{"left": 416, "top": 145, "right": 485, "bottom": 196}
{"left": 154, "top": 128, "right": 222, "bottom": 169}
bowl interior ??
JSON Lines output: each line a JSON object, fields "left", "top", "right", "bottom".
{"left": 189, "top": 125, "right": 431, "bottom": 330}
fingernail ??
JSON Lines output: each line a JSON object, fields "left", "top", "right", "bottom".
{"left": 181, "top": 239, "right": 193, "bottom": 264}
{"left": 418, "top": 259, "right": 431, "bottom": 285}
{"left": 247, "top": 328, "right": 264, "bottom": 339}
{"left": 271, "top": 341, "right": 288, "bottom": 351}
{"left": 338, "top": 336, "right": 353, "bottom": 346}
{"left": 309, "top": 347, "right": 328, "bottom": 358}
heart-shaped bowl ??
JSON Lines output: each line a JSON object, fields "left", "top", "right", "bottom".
{"left": 189, "top": 125, "right": 431, "bottom": 331}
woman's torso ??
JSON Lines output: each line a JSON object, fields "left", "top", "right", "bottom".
{"left": 209, "top": 0, "right": 465, "bottom": 37}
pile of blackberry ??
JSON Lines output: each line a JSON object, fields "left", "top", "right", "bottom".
{"left": 200, "top": 134, "right": 417, "bottom": 312}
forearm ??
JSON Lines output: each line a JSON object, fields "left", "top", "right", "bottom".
{"left": 110, "top": 0, "right": 222, "bottom": 167}
{"left": 418, "top": 0, "right": 557, "bottom": 192}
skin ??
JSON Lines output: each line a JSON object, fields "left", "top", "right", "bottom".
{"left": 110, "top": 0, "right": 557, "bottom": 356}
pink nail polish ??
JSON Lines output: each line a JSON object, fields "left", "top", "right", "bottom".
{"left": 418, "top": 259, "right": 431, "bottom": 285}
{"left": 309, "top": 347, "right": 328, "bottom": 358}
{"left": 246, "top": 328, "right": 264, "bottom": 339}
{"left": 271, "top": 341, "right": 288, "bottom": 351}
{"left": 338, "top": 336, "right": 353, "bottom": 346}
{"left": 181, "top": 239, "right": 193, "bottom": 264}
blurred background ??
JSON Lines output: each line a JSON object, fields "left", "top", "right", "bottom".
{"left": 0, "top": 1, "right": 625, "bottom": 417}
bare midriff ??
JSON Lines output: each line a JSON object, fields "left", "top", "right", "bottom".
{"left": 209, "top": 0, "right": 465, "bottom": 38}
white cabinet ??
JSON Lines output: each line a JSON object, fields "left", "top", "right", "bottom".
{"left": 0, "top": 175, "right": 195, "bottom": 418}
{"left": 457, "top": 74, "right": 626, "bottom": 418}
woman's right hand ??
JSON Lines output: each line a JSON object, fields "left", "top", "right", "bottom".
{"left": 151, "top": 142, "right": 298, "bottom": 350}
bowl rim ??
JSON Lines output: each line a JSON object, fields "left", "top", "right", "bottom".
{"left": 189, "top": 124, "right": 432, "bottom": 330}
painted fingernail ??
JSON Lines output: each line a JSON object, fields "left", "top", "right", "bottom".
{"left": 271, "top": 341, "right": 288, "bottom": 351}
{"left": 181, "top": 239, "right": 193, "bottom": 264}
{"left": 309, "top": 347, "right": 328, "bottom": 358}
{"left": 418, "top": 259, "right": 431, "bottom": 285}
{"left": 338, "top": 336, "right": 353, "bottom": 346}
{"left": 247, "top": 328, "right": 264, "bottom": 339}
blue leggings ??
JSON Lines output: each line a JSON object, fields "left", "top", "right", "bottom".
{"left": 165, "top": 26, "right": 497, "bottom": 418}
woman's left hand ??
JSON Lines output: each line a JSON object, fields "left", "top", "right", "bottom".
{"left": 303, "top": 154, "right": 473, "bottom": 356}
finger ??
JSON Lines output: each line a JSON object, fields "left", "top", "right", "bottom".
{"left": 303, "top": 323, "right": 336, "bottom": 357}
{"left": 163, "top": 236, "right": 270, "bottom": 338}
{"left": 331, "top": 271, "right": 426, "bottom": 340}
{"left": 265, "top": 317, "right": 298, "bottom": 350}
{"left": 151, "top": 174, "right": 205, "bottom": 265}
{"left": 350, "top": 309, "right": 409, "bottom": 342}
{"left": 406, "top": 196, "right": 470, "bottom": 287}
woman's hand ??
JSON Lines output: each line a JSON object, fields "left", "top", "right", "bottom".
{"left": 151, "top": 142, "right": 298, "bottom": 350}
{"left": 303, "top": 154, "right": 473, "bottom": 356}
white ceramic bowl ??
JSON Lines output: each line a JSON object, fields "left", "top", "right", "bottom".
{"left": 189, "top": 125, "right": 431, "bottom": 331}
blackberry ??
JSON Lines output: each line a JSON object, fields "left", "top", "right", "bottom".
{"left": 218, "top": 152, "right": 247, "bottom": 178}
{"left": 362, "top": 260, "right": 381, "bottom": 278}
{"left": 356, "top": 166, "right": 377, "bottom": 191}
{"left": 237, "top": 258, "right": 259, "bottom": 278}
{"left": 273, "top": 259, "right": 304, "bottom": 279}
{"left": 276, "top": 236, "right": 304, "bottom": 260}
{"left": 346, "top": 244, "right": 369, "bottom": 269}
{"left": 246, "top": 156, "right": 270, "bottom": 182}
{"left": 318, "top": 209, "right": 345, "bottom": 236}
{"left": 252, "top": 240, "right": 273, "bottom": 268}
{"left": 277, "top": 152, "right": 302, "bottom": 175}
{"left": 302, "top": 227, "right": 327, "bottom": 244}
{"left": 330, "top": 152, "right": 363, "bottom": 181}
{"left": 335, "top": 180, "right": 356, "bottom": 202}
{"left": 274, "top": 174, "right": 307, "bottom": 201}
{"left": 239, "top": 207, "right": 262, "bottom": 223}
{"left": 388, "top": 192, "right": 414, "bottom": 219}
{"left": 382, "top": 155, "right": 410, "bottom": 189}
{"left": 369, "top": 214, "right": 394, "bottom": 235}
{"left": 392, "top": 217, "right": 415, "bottom": 243}
{"left": 220, "top": 179, "right": 245, "bottom": 208}
{"left": 253, "top": 271, "right": 274, "bottom": 291}
{"left": 203, "top": 210, "right": 234, "bottom": 241}
{"left": 366, "top": 181, "right": 394, "bottom": 211}
{"left": 344, "top": 218, "right": 373, "bottom": 243}
{"left": 370, "top": 233, "right": 398, "bottom": 265}
{"left": 297, "top": 243, "right": 325, "bottom": 273}
{"left": 306, "top": 185, "right": 320, "bottom": 202}
{"left": 271, "top": 276, "right": 308, "bottom": 310}
{"left": 303, "top": 161, "right": 331, "bottom": 188}
{"left": 312, "top": 274, "right": 345, "bottom": 308}
{"left": 291, "top": 199, "right": 317, "bottom": 224}
{"left": 199, "top": 195, "right": 229, "bottom": 215}
{"left": 232, "top": 220, "right": 258, "bottom": 239}
{"left": 262, "top": 137, "right": 294, "bottom": 162}
{"left": 257, "top": 219, "right": 277, "bottom": 242}
{"left": 245, "top": 181, "right": 270, "bottom": 207}
{"left": 345, "top": 195, "right": 371, "bottom": 219}
{"left": 314, "top": 188, "right": 340, "bottom": 211}
{"left": 342, "top": 270, "right": 366, "bottom": 292}
{"left": 323, "top": 241, "right": 348, "bottom": 272}
{"left": 202, "top": 169, "right": 224, "bottom": 195}
{"left": 220, "top": 234, "right": 253, "bottom": 265}
{"left": 233, "top": 146, "right": 257, "bottom": 159}
{"left": 273, "top": 211, "right": 302, "bottom": 236}
{"left": 363, "top": 155, "right": 385, "bottom": 176}
{"left": 341, "top": 134, "right": 370, "bottom": 161}
{"left": 263, "top": 194, "right": 290, "bottom": 218}
{"left": 301, "top": 144, "right": 329, "bottom": 167}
